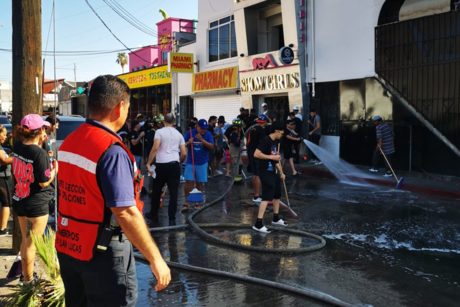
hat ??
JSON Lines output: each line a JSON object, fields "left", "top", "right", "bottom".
{"left": 256, "top": 114, "right": 268, "bottom": 123}
{"left": 21, "top": 114, "right": 50, "bottom": 130}
{"left": 293, "top": 106, "right": 300, "bottom": 111}
{"left": 239, "top": 107, "right": 245, "bottom": 111}
{"left": 373, "top": 115, "right": 382, "bottom": 121}
{"left": 218, "top": 118, "right": 225, "bottom": 124}
{"left": 262, "top": 103, "right": 268, "bottom": 107}
{"left": 232, "top": 119, "right": 242, "bottom": 127}
{"left": 197, "top": 119, "right": 209, "bottom": 129}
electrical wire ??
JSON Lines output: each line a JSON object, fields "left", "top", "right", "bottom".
{"left": 103, "top": 0, "right": 158, "bottom": 37}
{"left": 0, "top": 47, "right": 153, "bottom": 56}
{"left": 84, "top": 0, "right": 152, "bottom": 64}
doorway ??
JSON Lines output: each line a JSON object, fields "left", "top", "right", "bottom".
{"left": 264, "top": 96, "right": 289, "bottom": 122}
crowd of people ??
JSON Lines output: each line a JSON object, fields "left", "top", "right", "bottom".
{"left": 0, "top": 74, "right": 397, "bottom": 306}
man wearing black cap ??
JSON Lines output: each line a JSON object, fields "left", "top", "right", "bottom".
{"left": 237, "top": 107, "right": 248, "bottom": 125}
{"left": 247, "top": 114, "right": 268, "bottom": 202}
{"left": 128, "top": 120, "right": 145, "bottom": 167}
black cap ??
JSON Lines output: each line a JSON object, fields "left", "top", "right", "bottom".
{"left": 131, "top": 120, "right": 140, "bottom": 127}
{"left": 239, "top": 107, "right": 245, "bottom": 111}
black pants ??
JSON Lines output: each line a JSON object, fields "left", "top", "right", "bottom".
{"left": 57, "top": 236, "right": 138, "bottom": 307}
{"left": 293, "top": 141, "right": 300, "bottom": 164}
{"left": 150, "top": 162, "right": 181, "bottom": 220}
{"left": 310, "top": 134, "right": 321, "bottom": 160}
{"left": 373, "top": 152, "right": 392, "bottom": 173}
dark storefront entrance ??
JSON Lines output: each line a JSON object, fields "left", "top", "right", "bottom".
{"left": 264, "top": 96, "right": 289, "bottom": 122}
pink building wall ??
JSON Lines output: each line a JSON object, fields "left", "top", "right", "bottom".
{"left": 129, "top": 17, "right": 195, "bottom": 72}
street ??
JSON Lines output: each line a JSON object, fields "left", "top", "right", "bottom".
{"left": 135, "top": 173, "right": 460, "bottom": 307}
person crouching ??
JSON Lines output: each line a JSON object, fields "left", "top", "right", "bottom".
{"left": 252, "top": 122, "right": 287, "bottom": 233}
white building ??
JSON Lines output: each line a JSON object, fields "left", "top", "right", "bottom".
{"left": 177, "top": 0, "right": 241, "bottom": 126}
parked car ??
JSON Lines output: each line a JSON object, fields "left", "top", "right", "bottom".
{"left": 0, "top": 116, "right": 12, "bottom": 134}
{"left": 43, "top": 116, "right": 86, "bottom": 149}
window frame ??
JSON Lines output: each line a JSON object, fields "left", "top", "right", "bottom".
{"left": 208, "top": 15, "right": 237, "bottom": 63}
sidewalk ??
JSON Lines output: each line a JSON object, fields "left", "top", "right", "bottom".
{"left": 287, "top": 159, "right": 460, "bottom": 199}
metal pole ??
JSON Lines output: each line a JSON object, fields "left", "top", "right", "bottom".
{"left": 74, "top": 63, "right": 77, "bottom": 90}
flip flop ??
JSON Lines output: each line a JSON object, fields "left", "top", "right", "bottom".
{"left": 225, "top": 174, "right": 232, "bottom": 178}
{"left": 252, "top": 225, "right": 271, "bottom": 233}
{"left": 194, "top": 203, "right": 201, "bottom": 210}
{"left": 181, "top": 204, "right": 190, "bottom": 213}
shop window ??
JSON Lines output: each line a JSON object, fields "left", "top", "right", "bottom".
{"left": 162, "top": 52, "right": 168, "bottom": 65}
{"left": 209, "top": 15, "right": 237, "bottom": 62}
{"left": 245, "top": 1, "right": 284, "bottom": 55}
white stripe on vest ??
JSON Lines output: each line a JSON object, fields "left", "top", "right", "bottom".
{"left": 58, "top": 151, "right": 97, "bottom": 174}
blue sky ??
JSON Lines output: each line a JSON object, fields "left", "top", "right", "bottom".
{"left": 0, "top": 0, "right": 198, "bottom": 85}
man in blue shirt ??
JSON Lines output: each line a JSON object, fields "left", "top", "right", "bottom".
{"left": 369, "top": 115, "right": 395, "bottom": 177}
{"left": 182, "top": 119, "right": 214, "bottom": 210}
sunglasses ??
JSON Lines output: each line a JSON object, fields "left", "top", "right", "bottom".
{"left": 276, "top": 130, "right": 284, "bottom": 135}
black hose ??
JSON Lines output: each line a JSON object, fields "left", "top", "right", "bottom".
{"left": 135, "top": 124, "right": 361, "bottom": 306}
{"left": 134, "top": 252, "right": 357, "bottom": 307}
{"left": 186, "top": 124, "right": 326, "bottom": 253}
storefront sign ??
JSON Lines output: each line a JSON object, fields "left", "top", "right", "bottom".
{"left": 192, "top": 67, "right": 238, "bottom": 92}
{"left": 252, "top": 54, "right": 278, "bottom": 70}
{"left": 119, "top": 65, "right": 171, "bottom": 89}
{"left": 167, "top": 53, "right": 194, "bottom": 73}
{"left": 279, "top": 47, "right": 294, "bottom": 65}
{"left": 241, "top": 73, "right": 300, "bottom": 92}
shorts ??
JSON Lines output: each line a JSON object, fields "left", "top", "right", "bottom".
{"left": 133, "top": 155, "right": 142, "bottom": 169}
{"left": 260, "top": 170, "right": 282, "bottom": 201}
{"left": 208, "top": 148, "right": 215, "bottom": 162}
{"left": 248, "top": 151, "right": 260, "bottom": 176}
{"left": 283, "top": 145, "right": 294, "bottom": 159}
{"left": 13, "top": 200, "right": 50, "bottom": 218}
{"left": 184, "top": 163, "right": 208, "bottom": 183}
{"left": 0, "top": 177, "right": 12, "bottom": 208}
{"left": 215, "top": 146, "right": 224, "bottom": 161}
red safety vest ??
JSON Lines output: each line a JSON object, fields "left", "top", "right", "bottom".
{"left": 55, "top": 123, "right": 144, "bottom": 261}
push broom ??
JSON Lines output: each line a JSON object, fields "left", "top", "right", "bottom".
{"left": 379, "top": 147, "right": 404, "bottom": 189}
{"left": 187, "top": 128, "right": 205, "bottom": 203}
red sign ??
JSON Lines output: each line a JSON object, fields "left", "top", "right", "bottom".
{"left": 252, "top": 54, "right": 279, "bottom": 70}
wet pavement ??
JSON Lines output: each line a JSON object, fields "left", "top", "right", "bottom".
{"left": 137, "top": 171, "right": 460, "bottom": 307}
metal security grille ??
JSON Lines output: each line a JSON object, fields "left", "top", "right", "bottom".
{"left": 264, "top": 96, "right": 289, "bottom": 122}
{"left": 375, "top": 11, "right": 460, "bottom": 149}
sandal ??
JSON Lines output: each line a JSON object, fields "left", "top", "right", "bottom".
{"left": 293, "top": 172, "right": 301, "bottom": 176}
{"left": 181, "top": 204, "right": 190, "bottom": 213}
{"left": 194, "top": 203, "right": 201, "bottom": 210}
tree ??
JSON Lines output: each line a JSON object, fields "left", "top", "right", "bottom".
{"left": 116, "top": 52, "right": 128, "bottom": 73}
{"left": 12, "top": 0, "right": 42, "bottom": 254}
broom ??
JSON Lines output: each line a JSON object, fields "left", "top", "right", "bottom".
{"left": 278, "top": 143, "right": 291, "bottom": 208}
{"left": 187, "top": 128, "right": 204, "bottom": 203}
{"left": 379, "top": 147, "right": 404, "bottom": 189}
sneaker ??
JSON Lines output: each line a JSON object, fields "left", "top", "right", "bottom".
{"left": 0, "top": 229, "right": 11, "bottom": 237}
{"left": 216, "top": 170, "right": 223, "bottom": 175}
{"left": 315, "top": 161, "right": 323, "bottom": 165}
{"left": 383, "top": 173, "right": 393, "bottom": 177}
{"left": 18, "top": 272, "right": 38, "bottom": 286}
{"left": 253, "top": 197, "right": 262, "bottom": 203}
{"left": 252, "top": 225, "right": 271, "bottom": 233}
{"left": 272, "top": 219, "right": 288, "bottom": 226}
{"left": 369, "top": 168, "right": 378, "bottom": 173}
{"left": 309, "top": 159, "right": 317, "bottom": 163}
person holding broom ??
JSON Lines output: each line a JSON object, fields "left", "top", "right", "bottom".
{"left": 253, "top": 121, "right": 288, "bottom": 233}
{"left": 182, "top": 119, "right": 214, "bottom": 211}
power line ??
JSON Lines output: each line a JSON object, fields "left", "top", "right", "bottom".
{"left": 0, "top": 47, "right": 148, "bottom": 56}
{"left": 103, "top": 0, "right": 158, "bottom": 37}
{"left": 85, "top": 0, "right": 158, "bottom": 64}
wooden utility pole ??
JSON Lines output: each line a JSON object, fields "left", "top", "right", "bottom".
{"left": 12, "top": 0, "right": 42, "bottom": 254}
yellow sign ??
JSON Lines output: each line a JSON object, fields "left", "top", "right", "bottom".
{"left": 192, "top": 67, "right": 238, "bottom": 92}
{"left": 119, "top": 65, "right": 171, "bottom": 89}
{"left": 168, "top": 53, "right": 194, "bottom": 73}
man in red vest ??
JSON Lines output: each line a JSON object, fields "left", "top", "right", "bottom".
{"left": 56, "top": 75, "right": 170, "bottom": 306}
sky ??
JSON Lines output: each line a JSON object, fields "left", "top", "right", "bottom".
{"left": 0, "top": 0, "right": 198, "bottom": 86}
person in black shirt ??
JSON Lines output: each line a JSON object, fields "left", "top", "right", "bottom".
{"left": 128, "top": 120, "right": 145, "bottom": 168}
{"left": 247, "top": 114, "right": 268, "bottom": 202}
{"left": 224, "top": 119, "right": 244, "bottom": 178}
{"left": 117, "top": 121, "right": 130, "bottom": 148}
{"left": 208, "top": 116, "right": 218, "bottom": 177}
{"left": 12, "top": 114, "right": 58, "bottom": 283}
{"left": 282, "top": 120, "right": 301, "bottom": 176}
{"left": 244, "top": 109, "right": 257, "bottom": 129}
{"left": 237, "top": 108, "right": 248, "bottom": 127}
{"left": 288, "top": 112, "right": 302, "bottom": 163}
{"left": 253, "top": 121, "right": 287, "bottom": 233}
{"left": 0, "top": 125, "right": 13, "bottom": 236}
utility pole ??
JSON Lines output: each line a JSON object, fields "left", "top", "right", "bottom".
{"left": 74, "top": 63, "right": 77, "bottom": 90}
{"left": 12, "top": 0, "right": 42, "bottom": 254}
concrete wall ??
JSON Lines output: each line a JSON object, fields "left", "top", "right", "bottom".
{"left": 306, "top": 0, "right": 386, "bottom": 83}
